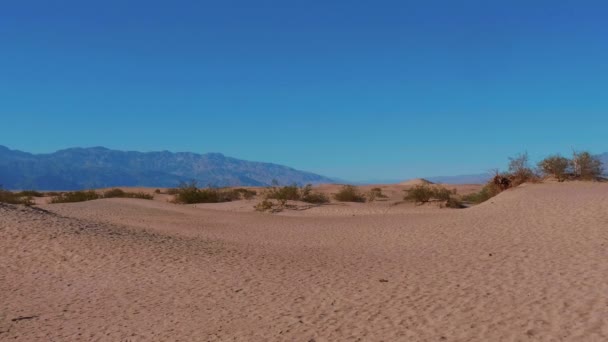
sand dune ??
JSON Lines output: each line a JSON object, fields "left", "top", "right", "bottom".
{"left": 2, "top": 182, "right": 608, "bottom": 341}
{"left": 398, "top": 178, "right": 434, "bottom": 186}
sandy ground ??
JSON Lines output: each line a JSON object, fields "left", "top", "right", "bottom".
{"left": 2, "top": 182, "right": 608, "bottom": 341}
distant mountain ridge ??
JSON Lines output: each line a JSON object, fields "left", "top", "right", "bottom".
{"left": 0, "top": 145, "right": 334, "bottom": 190}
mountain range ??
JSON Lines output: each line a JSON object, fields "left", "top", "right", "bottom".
{"left": 1, "top": 146, "right": 606, "bottom": 190}
{"left": 0, "top": 145, "right": 334, "bottom": 190}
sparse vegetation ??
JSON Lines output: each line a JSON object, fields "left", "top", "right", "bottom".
{"left": 367, "top": 187, "right": 388, "bottom": 201}
{"left": 166, "top": 188, "right": 180, "bottom": 195}
{"left": 264, "top": 184, "right": 301, "bottom": 201}
{"left": 333, "top": 185, "right": 366, "bottom": 203}
{"left": 404, "top": 184, "right": 462, "bottom": 207}
{"left": 507, "top": 152, "right": 538, "bottom": 186}
{"left": 254, "top": 199, "right": 277, "bottom": 212}
{"left": 538, "top": 155, "right": 570, "bottom": 181}
{"left": 254, "top": 183, "right": 328, "bottom": 212}
{"left": 461, "top": 183, "right": 502, "bottom": 204}
{"left": 263, "top": 184, "right": 329, "bottom": 204}
{"left": 103, "top": 188, "right": 154, "bottom": 200}
{"left": 50, "top": 190, "right": 102, "bottom": 203}
{"left": 14, "top": 190, "right": 44, "bottom": 197}
{"left": 172, "top": 181, "right": 256, "bottom": 204}
{"left": 0, "top": 187, "right": 34, "bottom": 205}
{"left": 572, "top": 151, "right": 603, "bottom": 180}
{"left": 299, "top": 184, "right": 330, "bottom": 204}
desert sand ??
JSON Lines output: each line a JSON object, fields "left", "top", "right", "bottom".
{"left": 2, "top": 182, "right": 608, "bottom": 341}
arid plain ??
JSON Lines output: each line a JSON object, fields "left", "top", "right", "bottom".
{"left": 2, "top": 181, "right": 608, "bottom": 341}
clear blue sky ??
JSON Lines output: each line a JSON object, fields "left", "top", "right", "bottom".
{"left": 2, "top": 0, "right": 607, "bottom": 181}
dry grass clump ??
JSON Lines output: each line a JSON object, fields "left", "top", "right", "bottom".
{"left": 404, "top": 184, "right": 463, "bottom": 208}
{"left": 0, "top": 187, "right": 34, "bottom": 205}
{"left": 14, "top": 190, "right": 45, "bottom": 197}
{"left": 255, "top": 184, "right": 329, "bottom": 212}
{"left": 50, "top": 190, "right": 102, "bottom": 203}
{"left": 333, "top": 185, "right": 366, "bottom": 203}
{"left": 50, "top": 189, "right": 154, "bottom": 203}
{"left": 263, "top": 184, "right": 329, "bottom": 204}
{"left": 103, "top": 188, "right": 154, "bottom": 200}
{"left": 172, "top": 182, "right": 256, "bottom": 204}
{"left": 537, "top": 155, "right": 570, "bottom": 181}
{"left": 367, "top": 187, "right": 388, "bottom": 201}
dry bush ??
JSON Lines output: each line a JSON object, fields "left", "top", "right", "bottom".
{"left": 264, "top": 184, "right": 301, "bottom": 201}
{"left": 405, "top": 184, "right": 462, "bottom": 207}
{"left": 508, "top": 152, "right": 538, "bottom": 186}
{"left": 461, "top": 182, "right": 502, "bottom": 204}
{"left": 538, "top": 155, "right": 570, "bottom": 181}
{"left": 15, "top": 190, "right": 44, "bottom": 197}
{"left": 103, "top": 188, "right": 154, "bottom": 200}
{"left": 333, "top": 185, "right": 366, "bottom": 203}
{"left": 50, "top": 190, "right": 101, "bottom": 203}
{"left": 367, "top": 187, "right": 388, "bottom": 201}
{"left": 572, "top": 151, "right": 603, "bottom": 180}
{"left": 0, "top": 187, "right": 34, "bottom": 205}
{"left": 233, "top": 188, "right": 257, "bottom": 200}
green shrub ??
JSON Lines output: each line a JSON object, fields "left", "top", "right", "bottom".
{"left": 103, "top": 188, "right": 154, "bottom": 200}
{"left": 405, "top": 184, "right": 462, "bottom": 208}
{"left": 50, "top": 190, "right": 101, "bottom": 203}
{"left": 538, "top": 155, "right": 570, "bottom": 181}
{"left": 263, "top": 184, "right": 328, "bottom": 204}
{"left": 404, "top": 184, "right": 436, "bottom": 203}
{"left": 461, "top": 183, "right": 502, "bottom": 204}
{"left": 300, "top": 184, "right": 330, "bottom": 204}
{"left": 334, "top": 185, "right": 366, "bottom": 203}
{"left": 265, "top": 184, "right": 300, "bottom": 201}
{"left": 171, "top": 181, "right": 247, "bottom": 204}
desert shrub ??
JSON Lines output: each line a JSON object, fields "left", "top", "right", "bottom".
{"left": 572, "top": 151, "right": 603, "bottom": 180}
{"left": 15, "top": 190, "right": 44, "bottom": 197}
{"left": 405, "top": 184, "right": 435, "bottom": 203}
{"left": 367, "top": 187, "right": 388, "bottom": 201}
{"left": 333, "top": 185, "right": 366, "bottom": 203}
{"left": 461, "top": 182, "right": 502, "bottom": 204}
{"left": 405, "top": 184, "right": 462, "bottom": 208}
{"left": 508, "top": 152, "right": 537, "bottom": 186}
{"left": 538, "top": 155, "right": 570, "bottom": 181}
{"left": 300, "top": 184, "right": 330, "bottom": 204}
{"left": 444, "top": 197, "right": 465, "bottom": 208}
{"left": 232, "top": 188, "right": 257, "bottom": 200}
{"left": 172, "top": 181, "right": 245, "bottom": 204}
{"left": 166, "top": 188, "right": 180, "bottom": 195}
{"left": 154, "top": 189, "right": 162, "bottom": 194}
{"left": 0, "top": 188, "right": 34, "bottom": 205}
{"left": 254, "top": 199, "right": 287, "bottom": 213}
{"left": 265, "top": 184, "right": 301, "bottom": 201}
{"left": 44, "top": 192, "right": 61, "bottom": 197}
{"left": 103, "top": 188, "right": 154, "bottom": 200}
{"left": 50, "top": 190, "right": 101, "bottom": 203}
{"left": 263, "top": 184, "right": 328, "bottom": 204}
{"left": 103, "top": 188, "right": 126, "bottom": 198}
